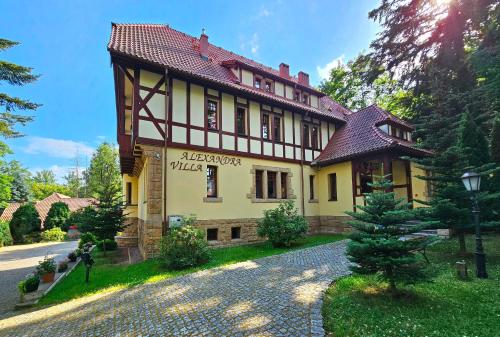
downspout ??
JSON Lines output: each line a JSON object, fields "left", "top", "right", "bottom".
{"left": 300, "top": 113, "right": 305, "bottom": 217}
{"left": 163, "top": 68, "right": 169, "bottom": 234}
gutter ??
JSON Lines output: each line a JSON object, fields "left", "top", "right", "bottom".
{"left": 163, "top": 68, "right": 169, "bottom": 234}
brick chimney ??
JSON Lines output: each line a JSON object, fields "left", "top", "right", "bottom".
{"left": 200, "top": 29, "right": 209, "bottom": 60}
{"left": 279, "top": 63, "right": 290, "bottom": 78}
{"left": 298, "top": 71, "right": 309, "bottom": 86}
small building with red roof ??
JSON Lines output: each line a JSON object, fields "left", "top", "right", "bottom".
{"left": 108, "top": 24, "right": 431, "bottom": 258}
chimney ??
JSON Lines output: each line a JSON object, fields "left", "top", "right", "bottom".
{"left": 279, "top": 63, "right": 290, "bottom": 78}
{"left": 200, "top": 29, "right": 209, "bottom": 60}
{"left": 298, "top": 71, "right": 309, "bottom": 86}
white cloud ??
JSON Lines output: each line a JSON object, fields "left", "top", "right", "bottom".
{"left": 316, "top": 55, "right": 345, "bottom": 80}
{"left": 23, "top": 136, "right": 94, "bottom": 159}
{"left": 258, "top": 8, "right": 271, "bottom": 18}
{"left": 240, "top": 33, "right": 260, "bottom": 56}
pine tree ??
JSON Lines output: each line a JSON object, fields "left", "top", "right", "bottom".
{"left": 346, "top": 178, "right": 435, "bottom": 293}
{"left": 44, "top": 202, "right": 70, "bottom": 230}
{"left": 86, "top": 142, "right": 121, "bottom": 199}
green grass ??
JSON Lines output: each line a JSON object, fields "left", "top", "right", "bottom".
{"left": 322, "top": 233, "right": 500, "bottom": 337}
{"left": 39, "top": 234, "right": 344, "bottom": 306}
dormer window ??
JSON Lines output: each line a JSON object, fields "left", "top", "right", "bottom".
{"left": 293, "top": 90, "right": 300, "bottom": 102}
{"left": 265, "top": 81, "right": 272, "bottom": 93}
{"left": 254, "top": 76, "right": 262, "bottom": 89}
{"left": 302, "top": 93, "right": 309, "bottom": 105}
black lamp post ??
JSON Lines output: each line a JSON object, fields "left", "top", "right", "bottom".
{"left": 461, "top": 172, "right": 488, "bottom": 279}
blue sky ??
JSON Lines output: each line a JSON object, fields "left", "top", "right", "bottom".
{"left": 0, "top": 0, "right": 379, "bottom": 182}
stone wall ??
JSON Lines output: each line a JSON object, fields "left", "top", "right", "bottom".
{"left": 116, "top": 217, "right": 139, "bottom": 248}
{"left": 319, "top": 216, "right": 352, "bottom": 234}
{"left": 194, "top": 218, "right": 264, "bottom": 246}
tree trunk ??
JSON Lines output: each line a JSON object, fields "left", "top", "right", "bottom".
{"left": 458, "top": 230, "right": 467, "bottom": 256}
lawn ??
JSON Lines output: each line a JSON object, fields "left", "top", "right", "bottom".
{"left": 39, "top": 234, "right": 344, "bottom": 306}
{"left": 322, "top": 233, "right": 500, "bottom": 337}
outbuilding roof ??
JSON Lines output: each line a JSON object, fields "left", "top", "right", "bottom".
{"left": 313, "top": 105, "right": 432, "bottom": 165}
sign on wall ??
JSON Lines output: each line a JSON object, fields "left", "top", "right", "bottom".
{"left": 170, "top": 151, "right": 242, "bottom": 172}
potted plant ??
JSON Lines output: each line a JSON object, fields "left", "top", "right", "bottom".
{"left": 58, "top": 260, "right": 68, "bottom": 272}
{"left": 67, "top": 251, "right": 77, "bottom": 262}
{"left": 18, "top": 273, "right": 40, "bottom": 302}
{"left": 36, "top": 256, "right": 56, "bottom": 283}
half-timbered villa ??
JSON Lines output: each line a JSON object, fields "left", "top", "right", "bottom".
{"left": 108, "top": 24, "right": 431, "bottom": 258}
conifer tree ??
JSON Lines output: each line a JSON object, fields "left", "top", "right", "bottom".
{"left": 346, "top": 178, "right": 435, "bottom": 293}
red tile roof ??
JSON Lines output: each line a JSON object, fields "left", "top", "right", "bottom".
{"left": 107, "top": 23, "right": 346, "bottom": 123}
{"left": 314, "top": 105, "right": 432, "bottom": 165}
{"left": 0, "top": 193, "right": 96, "bottom": 225}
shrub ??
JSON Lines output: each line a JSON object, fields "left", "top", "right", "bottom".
{"left": 18, "top": 273, "right": 40, "bottom": 294}
{"left": 41, "top": 227, "right": 66, "bottom": 242}
{"left": 22, "top": 232, "right": 42, "bottom": 244}
{"left": 36, "top": 256, "right": 56, "bottom": 275}
{"left": 67, "top": 252, "right": 77, "bottom": 262}
{"left": 44, "top": 202, "right": 70, "bottom": 230}
{"left": 74, "top": 248, "right": 82, "bottom": 257}
{"left": 96, "top": 239, "right": 118, "bottom": 251}
{"left": 57, "top": 261, "right": 68, "bottom": 273}
{"left": 0, "top": 220, "right": 13, "bottom": 247}
{"left": 9, "top": 203, "right": 41, "bottom": 243}
{"left": 159, "top": 225, "right": 210, "bottom": 269}
{"left": 257, "top": 200, "right": 308, "bottom": 247}
{"left": 78, "top": 232, "right": 97, "bottom": 248}
{"left": 64, "top": 206, "right": 97, "bottom": 232}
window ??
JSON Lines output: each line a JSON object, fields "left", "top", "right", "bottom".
{"left": 207, "top": 228, "right": 218, "bottom": 241}
{"left": 311, "top": 126, "right": 319, "bottom": 149}
{"left": 255, "top": 170, "right": 264, "bottom": 199}
{"left": 273, "top": 116, "right": 281, "bottom": 142}
{"left": 281, "top": 172, "right": 288, "bottom": 199}
{"left": 262, "top": 114, "right": 270, "bottom": 140}
{"left": 236, "top": 107, "right": 246, "bottom": 135}
{"left": 254, "top": 77, "right": 261, "bottom": 89}
{"left": 302, "top": 94, "right": 309, "bottom": 105}
{"left": 265, "top": 81, "right": 272, "bottom": 93}
{"left": 360, "top": 174, "right": 373, "bottom": 194}
{"left": 303, "top": 124, "right": 310, "bottom": 148}
{"left": 231, "top": 227, "right": 241, "bottom": 240}
{"left": 267, "top": 171, "right": 277, "bottom": 199}
{"left": 293, "top": 90, "right": 300, "bottom": 101}
{"left": 309, "top": 175, "right": 315, "bottom": 200}
{"left": 207, "top": 166, "right": 217, "bottom": 197}
{"left": 207, "top": 100, "right": 218, "bottom": 130}
{"left": 329, "top": 173, "right": 337, "bottom": 201}
{"left": 126, "top": 182, "right": 132, "bottom": 205}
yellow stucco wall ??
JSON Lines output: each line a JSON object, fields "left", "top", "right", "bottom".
{"left": 122, "top": 174, "right": 139, "bottom": 218}
{"left": 411, "top": 162, "right": 429, "bottom": 207}
{"left": 316, "top": 161, "right": 354, "bottom": 216}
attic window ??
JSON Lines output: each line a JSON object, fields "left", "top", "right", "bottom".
{"left": 265, "top": 81, "right": 272, "bottom": 93}
{"left": 293, "top": 90, "right": 300, "bottom": 102}
{"left": 302, "top": 93, "right": 309, "bottom": 105}
{"left": 254, "top": 77, "right": 262, "bottom": 89}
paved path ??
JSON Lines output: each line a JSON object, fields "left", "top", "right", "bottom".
{"left": 0, "top": 241, "right": 349, "bottom": 337}
{"left": 0, "top": 241, "right": 78, "bottom": 316}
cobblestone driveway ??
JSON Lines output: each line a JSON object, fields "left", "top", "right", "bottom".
{"left": 0, "top": 241, "right": 349, "bottom": 337}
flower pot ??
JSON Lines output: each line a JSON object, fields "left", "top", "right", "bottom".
{"left": 41, "top": 272, "right": 55, "bottom": 283}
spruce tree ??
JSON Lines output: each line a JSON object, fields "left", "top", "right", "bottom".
{"left": 44, "top": 202, "right": 70, "bottom": 230}
{"left": 346, "top": 178, "right": 435, "bottom": 293}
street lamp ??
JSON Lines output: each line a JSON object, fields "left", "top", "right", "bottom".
{"left": 461, "top": 172, "right": 488, "bottom": 278}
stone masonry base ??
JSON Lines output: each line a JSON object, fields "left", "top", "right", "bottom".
{"left": 131, "top": 214, "right": 352, "bottom": 259}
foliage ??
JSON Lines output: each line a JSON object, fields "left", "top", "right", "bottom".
{"left": 96, "top": 239, "right": 118, "bottom": 251}
{"left": 57, "top": 261, "right": 68, "bottom": 273}
{"left": 36, "top": 256, "right": 56, "bottom": 275}
{"left": 4, "top": 160, "right": 31, "bottom": 202}
{"left": 257, "top": 200, "right": 308, "bottom": 247}
{"left": 39, "top": 234, "right": 345, "bottom": 305}
{"left": 159, "top": 225, "right": 210, "bottom": 270}
{"left": 67, "top": 251, "right": 77, "bottom": 262}
{"left": 41, "top": 227, "right": 66, "bottom": 242}
{"left": 63, "top": 169, "right": 86, "bottom": 198}
{"left": 30, "top": 182, "right": 71, "bottom": 201}
{"left": 64, "top": 205, "right": 97, "bottom": 232}
{"left": 86, "top": 143, "right": 121, "bottom": 199}
{"left": 0, "top": 38, "right": 40, "bottom": 138}
{"left": 18, "top": 273, "right": 40, "bottom": 294}
{"left": 346, "top": 178, "right": 435, "bottom": 291}
{"left": 0, "top": 219, "right": 12, "bottom": 246}
{"left": 322, "top": 234, "right": 500, "bottom": 337}
{"left": 32, "top": 169, "right": 56, "bottom": 184}
{"left": 78, "top": 232, "right": 97, "bottom": 248}
{"left": 9, "top": 202, "right": 40, "bottom": 243}
{"left": 319, "top": 54, "right": 416, "bottom": 118}
{"left": 44, "top": 201, "right": 70, "bottom": 230}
